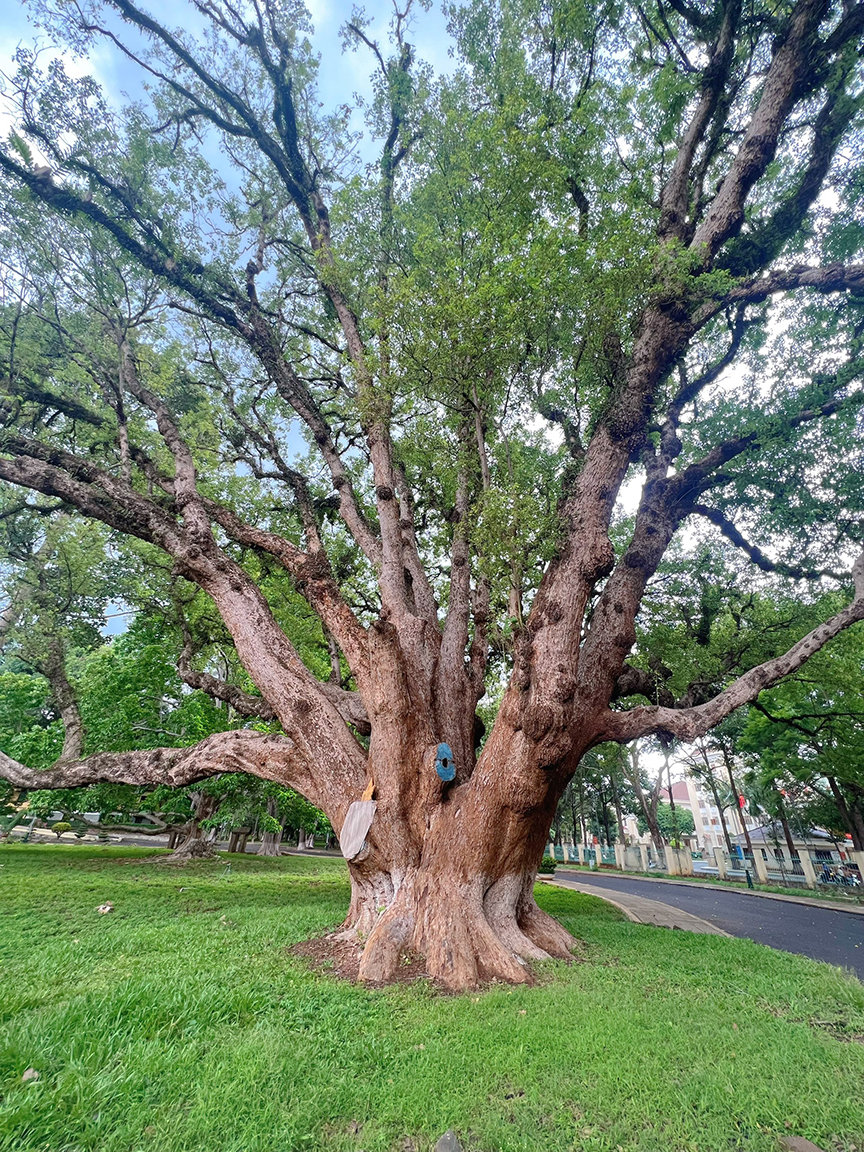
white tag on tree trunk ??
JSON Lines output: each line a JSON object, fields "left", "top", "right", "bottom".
{"left": 339, "top": 800, "right": 377, "bottom": 861}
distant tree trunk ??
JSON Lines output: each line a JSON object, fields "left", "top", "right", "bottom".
{"left": 663, "top": 742, "right": 680, "bottom": 845}
{"left": 626, "top": 744, "right": 664, "bottom": 851}
{"left": 827, "top": 777, "right": 864, "bottom": 851}
{"left": 722, "top": 745, "right": 752, "bottom": 855}
{"left": 257, "top": 797, "right": 282, "bottom": 856}
{"left": 551, "top": 811, "right": 562, "bottom": 851}
{"left": 696, "top": 742, "right": 734, "bottom": 854}
{"left": 610, "top": 772, "right": 627, "bottom": 844}
{"left": 713, "top": 784, "right": 734, "bottom": 854}
{"left": 775, "top": 794, "right": 798, "bottom": 859}
{"left": 849, "top": 789, "right": 864, "bottom": 852}
{"left": 168, "top": 793, "right": 219, "bottom": 862}
{"left": 227, "top": 828, "right": 250, "bottom": 853}
{"left": 577, "top": 772, "right": 587, "bottom": 843}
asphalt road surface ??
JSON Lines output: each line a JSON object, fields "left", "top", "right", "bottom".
{"left": 553, "top": 872, "right": 864, "bottom": 979}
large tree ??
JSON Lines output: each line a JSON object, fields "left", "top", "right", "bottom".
{"left": 1, "top": 0, "right": 863, "bottom": 989}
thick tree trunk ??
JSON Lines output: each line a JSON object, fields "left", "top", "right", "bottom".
{"left": 329, "top": 705, "right": 585, "bottom": 991}
{"left": 848, "top": 790, "right": 864, "bottom": 853}
{"left": 342, "top": 850, "right": 578, "bottom": 992}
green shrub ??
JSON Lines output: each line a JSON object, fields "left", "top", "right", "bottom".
{"left": 50, "top": 821, "right": 72, "bottom": 840}
{"left": 538, "top": 855, "right": 557, "bottom": 874}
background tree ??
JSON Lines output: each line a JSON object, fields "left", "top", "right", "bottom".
{"left": 740, "top": 624, "right": 864, "bottom": 848}
{"left": 0, "top": 0, "right": 863, "bottom": 989}
{"left": 636, "top": 803, "right": 696, "bottom": 845}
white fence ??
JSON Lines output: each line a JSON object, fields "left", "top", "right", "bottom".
{"left": 547, "top": 840, "right": 864, "bottom": 891}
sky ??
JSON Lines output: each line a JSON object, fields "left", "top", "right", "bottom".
{"left": 0, "top": 0, "right": 458, "bottom": 636}
{"left": 0, "top": 0, "right": 456, "bottom": 143}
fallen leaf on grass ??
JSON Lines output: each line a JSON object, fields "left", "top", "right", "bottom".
{"left": 22, "top": 1068, "right": 39, "bottom": 1083}
{"left": 97, "top": 902, "right": 113, "bottom": 914}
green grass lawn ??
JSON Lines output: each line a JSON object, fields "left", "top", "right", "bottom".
{"left": 1, "top": 846, "right": 863, "bottom": 1152}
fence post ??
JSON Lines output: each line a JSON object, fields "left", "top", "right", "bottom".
{"left": 639, "top": 845, "right": 649, "bottom": 872}
{"left": 577, "top": 843, "right": 585, "bottom": 865}
{"left": 562, "top": 843, "right": 570, "bottom": 863}
{"left": 751, "top": 849, "right": 768, "bottom": 885}
{"left": 666, "top": 847, "right": 680, "bottom": 875}
{"left": 614, "top": 843, "right": 624, "bottom": 870}
{"left": 849, "top": 849, "right": 864, "bottom": 880}
{"left": 798, "top": 851, "right": 817, "bottom": 889}
{"left": 713, "top": 846, "right": 727, "bottom": 880}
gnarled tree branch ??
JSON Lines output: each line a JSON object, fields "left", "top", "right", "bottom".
{"left": 601, "top": 549, "right": 864, "bottom": 742}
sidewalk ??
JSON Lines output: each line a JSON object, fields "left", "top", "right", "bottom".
{"left": 553, "top": 866, "right": 864, "bottom": 916}
{"left": 543, "top": 877, "right": 731, "bottom": 936}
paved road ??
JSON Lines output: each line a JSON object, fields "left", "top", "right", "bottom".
{"left": 553, "top": 871, "right": 864, "bottom": 979}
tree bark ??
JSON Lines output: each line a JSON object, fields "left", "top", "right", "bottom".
{"left": 776, "top": 795, "right": 799, "bottom": 859}
{"left": 41, "top": 637, "right": 85, "bottom": 763}
{"left": 168, "top": 792, "right": 219, "bottom": 862}
{"left": 610, "top": 771, "right": 627, "bottom": 845}
{"left": 722, "top": 745, "right": 753, "bottom": 855}
{"left": 625, "top": 744, "right": 664, "bottom": 851}
{"left": 257, "top": 797, "right": 283, "bottom": 856}
{"left": 827, "top": 776, "right": 864, "bottom": 851}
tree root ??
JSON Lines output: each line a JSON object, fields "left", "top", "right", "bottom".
{"left": 518, "top": 895, "right": 579, "bottom": 959}
{"left": 348, "top": 870, "right": 578, "bottom": 991}
{"left": 162, "top": 837, "right": 217, "bottom": 864}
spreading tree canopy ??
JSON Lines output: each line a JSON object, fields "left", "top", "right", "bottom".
{"left": 0, "top": 0, "right": 863, "bottom": 987}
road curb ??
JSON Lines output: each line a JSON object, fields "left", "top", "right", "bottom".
{"left": 541, "top": 877, "right": 732, "bottom": 937}
{"left": 552, "top": 867, "right": 864, "bottom": 916}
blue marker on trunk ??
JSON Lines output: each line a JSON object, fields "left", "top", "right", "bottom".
{"left": 435, "top": 743, "right": 455, "bottom": 782}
